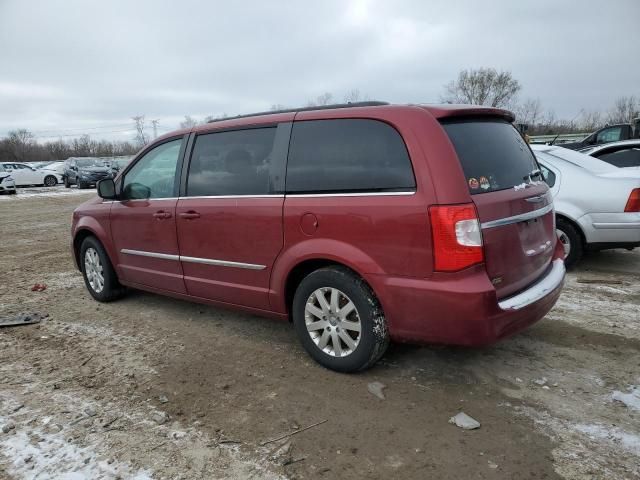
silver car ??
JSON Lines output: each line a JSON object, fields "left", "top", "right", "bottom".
{"left": 0, "top": 172, "right": 16, "bottom": 194}
{"left": 579, "top": 139, "right": 640, "bottom": 168}
{"left": 532, "top": 145, "right": 640, "bottom": 267}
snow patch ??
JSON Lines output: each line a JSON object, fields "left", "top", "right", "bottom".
{"left": 612, "top": 386, "right": 640, "bottom": 411}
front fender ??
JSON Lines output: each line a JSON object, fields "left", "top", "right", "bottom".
{"left": 72, "top": 206, "right": 115, "bottom": 270}
{"left": 269, "top": 238, "right": 385, "bottom": 313}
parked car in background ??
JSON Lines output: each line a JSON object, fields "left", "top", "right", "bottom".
{"left": 578, "top": 139, "right": 640, "bottom": 168}
{"left": 0, "top": 171, "right": 16, "bottom": 194}
{"left": 558, "top": 118, "right": 640, "bottom": 150}
{"left": 108, "top": 157, "right": 132, "bottom": 179}
{"left": 0, "top": 162, "right": 59, "bottom": 187}
{"left": 532, "top": 145, "right": 640, "bottom": 267}
{"left": 71, "top": 102, "right": 565, "bottom": 372}
{"left": 63, "top": 157, "right": 111, "bottom": 189}
{"left": 37, "top": 161, "right": 65, "bottom": 184}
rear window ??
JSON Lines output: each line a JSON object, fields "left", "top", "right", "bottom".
{"left": 286, "top": 119, "right": 416, "bottom": 193}
{"left": 442, "top": 119, "right": 539, "bottom": 194}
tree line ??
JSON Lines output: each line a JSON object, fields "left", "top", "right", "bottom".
{"left": 2, "top": 70, "right": 638, "bottom": 163}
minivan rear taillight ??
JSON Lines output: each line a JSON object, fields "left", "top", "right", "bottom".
{"left": 624, "top": 189, "right": 640, "bottom": 212}
{"left": 429, "top": 204, "right": 484, "bottom": 272}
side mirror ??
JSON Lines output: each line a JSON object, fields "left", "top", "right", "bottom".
{"left": 97, "top": 179, "right": 117, "bottom": 199}
{"left": 122, "top": 182, "right": 150, "bottom": 200}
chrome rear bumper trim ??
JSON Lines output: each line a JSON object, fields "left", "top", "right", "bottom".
{"left": 481, "top": 203, "right": 554, "bottom": 230}
{"left": 498, "top": 259, "right": 565, "bottom": 311}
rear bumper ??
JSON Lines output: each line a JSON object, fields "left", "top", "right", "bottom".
{"left": 365, "top": 256, "right": 565, "bottom": 347}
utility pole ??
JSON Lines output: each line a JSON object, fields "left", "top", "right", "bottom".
{"left": 151, "top": 119, "right": 159, "bottom": 139}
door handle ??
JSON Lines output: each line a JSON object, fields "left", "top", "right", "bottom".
{"left": 179, "top": 211, "right": 201, "bottom": 220}
{"left": 153, "top": 210, "right": 172, "bottom": 219}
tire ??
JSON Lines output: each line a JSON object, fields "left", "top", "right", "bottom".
{"left": 78, "top": 180, "right": 88, "bottom": 189}
{"left": 292, "top": 266, "right": 389, "bottom": 373}
{"left": 44, "top": 175, "right": 57, "bottom": 187}
{"left": 556, "top": 218, "right": 583, "bottom": 269}
{"left": 8, "top": 190, "right": 17, "bottom": 195}
{"left": 64, "top": 176, "right": 71, "bottom": 188}
{"left": 79, "top": 236, "right": 125, "bottom": 302}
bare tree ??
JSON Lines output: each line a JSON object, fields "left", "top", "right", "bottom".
{"left": 343, "top": 89, "right": 362, "bottom": 103}
{"left": 607, "top": 95, "right": 639, "bottom": 124}
{"left": 132, "top": 115, "right": 148, "bottom": 147}
{"left": 180, "top": 115, "right": 199, "bottom": 129}
{"left": 307, "top": 92, "right": 334, "bottom": 107}
{"left": 442, "top": 68, "right": 521, "bottom": 108}
{"left": 6, "top": 129, "right": 36, "bottom": 162}
{"left": 514, "top": 98, "right": 542, "bottom": 126}
{"left": 578, "top": 110, "right": 603, "bottom": 131}
{"left": 204, "top": 113, "right": 228, "bottom": 122}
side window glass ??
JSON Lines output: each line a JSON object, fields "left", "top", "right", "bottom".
{"left": 286, "top": 119, "right": 416, "bottom": 193}
{"left": 596, "top": 127, "right": 622, "bottom": 144}
{"left": 539, "top": 165, "right": 556, "bottom": 187}
{"left": 122, "top": 139, "right": 182, "bottom": 200}
{"left": 186, "top": 127, "right": 277, "bottom": 196}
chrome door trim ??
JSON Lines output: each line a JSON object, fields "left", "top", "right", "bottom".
{"left": 182, "top": 194, "right": 285, "bottom": 200}
{"left": 286, "top": 191, "right": 416, "bottom": 198}
{"left": 481, "top": 204, "right": 554, "bottom": 230}
{"left": 120, "top": 249, "right": 180, "bottom": 261}
{"left": 180, "top": 255, "right": 265, "bottom": 270}
{"left": 120, "top": 249, "right": 266, "bottom": 270}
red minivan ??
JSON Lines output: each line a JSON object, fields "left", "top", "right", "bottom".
{"left": 71, "top": 102, "right": 565, "bottom": 372}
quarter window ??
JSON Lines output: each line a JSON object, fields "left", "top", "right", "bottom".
{"left": 539, "top": 164, "right": 556, "bottom": 187}
{"left": 122, "top": 139, "right": 182, "bottom": 200}
{"left": 186, "top": 128, "right": 278, "bottom": 196}
{"left": 286, "top": 119, "right": 416, "bottom": 193}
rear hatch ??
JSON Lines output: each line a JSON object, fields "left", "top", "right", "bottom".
{"left": 442, "top": 118, "right": 556, "bottom": 299}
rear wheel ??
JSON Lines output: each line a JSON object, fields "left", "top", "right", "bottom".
{"left": 80, "top": 236, "right": 125, "bottom": 302}
{"left": 292, "top": 267, "right": 389, "bottom": 372}
{"left": 556, "top": 218, "right": 583, "bottom": 269}
{"left": 44, "top": 175, "right": 57, "bottom": 187}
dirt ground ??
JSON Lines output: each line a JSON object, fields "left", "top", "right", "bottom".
{"left": 1, "top": 187, "right": 639, "bottom": 479}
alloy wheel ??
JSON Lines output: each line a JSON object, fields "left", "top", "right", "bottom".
{"left": 304, "top": 287, "right": 361, "bottom": 357}
{"left": 557, "top": 228, "right": 571, "bottom": 259}
{"left": 84, "top": 247, "right": 105, "bottom": 293}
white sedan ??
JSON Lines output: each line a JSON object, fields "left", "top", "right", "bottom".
{"left": 0, "top": 162, "right": 60, "bottom": 187}
{"left": 0, "top": 172, "right": 16, "bottom": 194}
{"left": 578, "top": 139, "right": 640, "bottom": 168}
{"left": 532, "top": 145, "right": 640, "bottom": 267}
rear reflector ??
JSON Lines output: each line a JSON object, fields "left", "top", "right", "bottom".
{"left": 624, "top": 188, "right": 640, "bottom": 212}
{"left": 429, "top": 204, "right": 484, "bottom": 272}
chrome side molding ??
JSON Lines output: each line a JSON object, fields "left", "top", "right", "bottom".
{"left": 120, "top": 249, "right": 266, "bottom": 270}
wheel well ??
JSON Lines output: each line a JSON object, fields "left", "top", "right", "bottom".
{"left": 284, "top": 259, "right": 362, "bottom": 321}
{"left": 556, "top": 214, "right": 586, "bottom": 246}
{"left": 73, "top": 229, "right": 95, "bottom": 270}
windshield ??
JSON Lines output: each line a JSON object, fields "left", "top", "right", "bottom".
{"left": 76, "top": 158, "right": 106, "bottom": 167}
{"left": 441, "top": 119, "right": 540, "bottom": 194}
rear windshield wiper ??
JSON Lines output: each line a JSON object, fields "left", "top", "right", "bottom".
{"left": 524, "top": 169, "right": 543, "bottom": 182}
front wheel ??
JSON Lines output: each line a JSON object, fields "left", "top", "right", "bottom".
{"left": 44, "top": 175, "right": 57, "bottom": 187}
{"left": 78, "top": 180, "right": 88, "bottom": 189}
{"left": 64, "top": 176, "right": 71, "bottom": 188}
{"left": 292, "top": 267, "right": 389, "bottom": 372}
{"left": 80, "top": 236, "right": 125, "bottom": 302}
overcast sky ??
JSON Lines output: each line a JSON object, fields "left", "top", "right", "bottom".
{"left": 1, "top": 0, "right": 638, "bottom": 142}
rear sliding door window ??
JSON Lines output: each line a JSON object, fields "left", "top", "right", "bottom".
{"left": 187, "top": 127, "right": 278, "bottom": 196}
{"left": 442, "top": 119, "right": 539, "bottom": 194}
{"left": 286, "top": 119, "right": 415, "bottom": 193}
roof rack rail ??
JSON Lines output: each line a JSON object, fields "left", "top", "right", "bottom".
{"left": 206, "top": 101, "right": 389, "bottom": 123}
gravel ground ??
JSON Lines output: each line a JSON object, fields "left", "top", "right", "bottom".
{"left": 0, "top": 191, "right": 638, "bottom": 479}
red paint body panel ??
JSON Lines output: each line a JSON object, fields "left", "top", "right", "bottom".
{"left": 110, "top": 199, "right": 186, "bottom": 293}
{"left": 71, "top": 103, "right": 565, "bottom": 349}
{"left": 176, "top": 197, "right": 284, "bottom": 310}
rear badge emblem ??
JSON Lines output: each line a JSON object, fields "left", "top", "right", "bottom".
{"left": 491, "top": 277, "right": 503, "bottom": 285}
{"left": 468, "top": 178, "right": 479, "bottom": 190}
